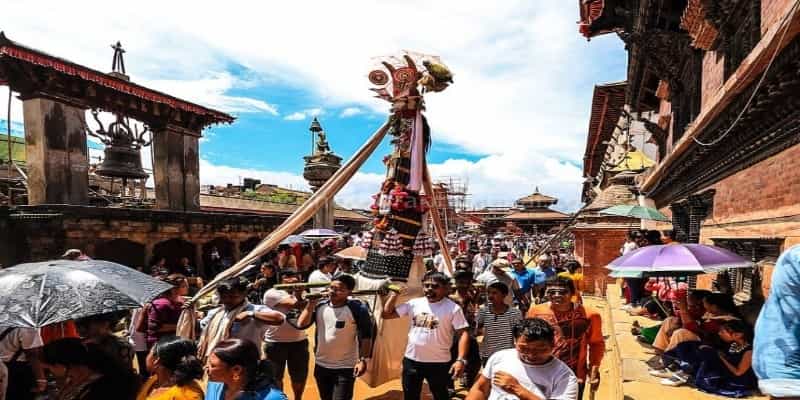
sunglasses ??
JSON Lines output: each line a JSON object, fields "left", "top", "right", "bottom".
{"left": 546, "top": 288, "right": 569, "bottom": 296}
{"left": 423, "top": 283, "right": 442, "bottom": 289}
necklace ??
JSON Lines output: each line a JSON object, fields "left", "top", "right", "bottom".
{"left": 729, "top": 342, "right": 748, "bottom": 354}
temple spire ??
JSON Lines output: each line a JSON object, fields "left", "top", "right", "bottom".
{"left": 110, "top": 41, "right": 130, "bottom": 81}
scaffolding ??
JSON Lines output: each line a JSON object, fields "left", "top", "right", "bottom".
{"left": 429, "top": 176, "right": 470, "bottom": 232}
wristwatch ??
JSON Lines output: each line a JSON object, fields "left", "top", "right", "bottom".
{"left": 247, "top": 310, "right": 255, "bottom": 318}
{"left": 456, "top": 358, "right": 468, "bottom": 366}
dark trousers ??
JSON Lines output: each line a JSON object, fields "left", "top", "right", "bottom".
{"left": 314, "top": 364, "right": 355, "bottom": 400}
{"left": 577, "top": 382, "right": 586, "bottom": 400}
{"left": 6, "top": 361, "right": 35, "bottom": 400}
{"left": 625, "top": 278, "right": 644, "bottom": 305}
{"left": 264, "top": 339, "right": 310, "bottom": 385}
{"left": 135, "top": 350, "right": 149, "bottom": 378}
{"left": 402, "top": 357, "right": 451, "bottom": 400}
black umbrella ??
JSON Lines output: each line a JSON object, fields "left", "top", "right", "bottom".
{"left": 0, "top": 259, "right": 173, "bottom": 328}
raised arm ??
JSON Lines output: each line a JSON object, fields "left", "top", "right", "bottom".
{"left": 381, "top": 291, "right": 401, "bottom": 319}
{"left": 252, "top": 309, "right": 286, "bottom": 325}
{"left": 294, "top": 298, "right": 318, "bottom": 329}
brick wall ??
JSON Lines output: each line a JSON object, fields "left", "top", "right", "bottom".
{"left": 701, "top": 50, "right": 725, "bottom": 111}
{"left": 710, "top": 142, "right": 800, "bottom": 223}
{"left": 686, "top": 143, "right": 800, "bottom": 296}
{"left": 573, "top": 227, "right": 629, "bottom": 296}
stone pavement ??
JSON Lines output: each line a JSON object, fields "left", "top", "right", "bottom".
{"left": 605, "top": 284, "right": 766, "bottom": 400}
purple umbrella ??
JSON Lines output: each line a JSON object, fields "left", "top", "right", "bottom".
{"left": 607, "top": 243, "right": 753, "bottom": 273}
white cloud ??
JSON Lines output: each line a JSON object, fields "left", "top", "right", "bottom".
{"left": 284, "top": 112, "right": 306, "bottom": 121}
{"left": 197, "top": 158, "right": 383, "bottom": 209}
{"left": 340, "top": 107, "right": 363, "bottom": 118}
{"left": 283, "top": 108, "right": 324, "bottom": 121}
{"left": 141, "top": 72, "right": 278, "bottom": 115}
{"left": 305, "top": 108, "right": 324, "bottom": 117}
{"left": 199, "top": 158, "right": 309, "bottom": 190}
{"left": 1, "top": 1, "right": 627, "bottom": 211}
{"left": 429, "top": 155, "right": 584, "bottom": 212}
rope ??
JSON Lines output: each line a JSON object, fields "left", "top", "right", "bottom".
{"left": 694, "top": 0, "right": 800, "bottom": 147}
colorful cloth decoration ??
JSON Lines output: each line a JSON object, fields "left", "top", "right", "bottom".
{"left": 413, "top": 230, "right": 434, "bottom": 257}
{"left": 361, "top": 230, "right": 374, "bottom": 249}
{"left": 378, "top": 228, "right": 403, "bottom": 257}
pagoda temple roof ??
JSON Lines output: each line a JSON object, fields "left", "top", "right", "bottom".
{"left": 515, "top": 187, "right": 558, "bottom": 207}
{"left": 583, "top": 81, "right": 627, "bottom": 179}
{"left": 503, "top": 209, "right": 570, "bottom": 221}
{"left": 0, "top": 32, "right": 234, "bottom": 131}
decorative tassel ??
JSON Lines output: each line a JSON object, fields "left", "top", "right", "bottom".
{"left": 361, "top": 229, "right": 374, "bottom": 249}
{"left": 413, "top": 230, "right": 434, "bottom": 257}
{"left": 378, "top": 228, "right": 403, "bottom": 256}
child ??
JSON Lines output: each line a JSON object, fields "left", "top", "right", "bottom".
{"left": 475, "top": 282, "right": 523, "bottom": 365}
{"left": 693, "top": 319, "right": 757, "bottom": 397}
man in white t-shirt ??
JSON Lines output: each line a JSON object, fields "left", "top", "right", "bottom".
{"left": 309, "top": 256, "right": 336, "bottom": 294}
{"left": 466, "top": 318, "right": 579, "bottom": 400}
{"left": 383, "top": 271, "right": 470, "bottom": 400}
{"left": 297, "top": 274, "right": 374, "bottom": 400}
{"left": 476, "top": 259, "right": 522, "bottom": 306}
{"left": 262, "top": 269, "right": 311, "bottom": 400}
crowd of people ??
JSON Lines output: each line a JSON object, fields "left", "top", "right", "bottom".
{"left": 3, "top": 226, "right": 796, "bottom": 400}
{"left": 0, "top": 228, "right": 599, "bottom": 400}
{"left": 619, "top": 229, "right": 761, "bottom": 397}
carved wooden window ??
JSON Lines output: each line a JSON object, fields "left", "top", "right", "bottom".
{"left": 722, "top": 0, "right": 761, "bottom": 80}
{"left": 672, "top": 50, "right": 704, "bottom": 144}
{"left": 711, "top": 238, "right": 782, "bottom": 304}
{"left": 670, "top": 190, "right": 715, "bottom": 288}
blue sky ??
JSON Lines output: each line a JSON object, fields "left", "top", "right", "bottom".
{"left": 2, "top": 1, "right": 626, "bottom": 211}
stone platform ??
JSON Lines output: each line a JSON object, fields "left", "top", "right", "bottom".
{"left": 605, "top": 284, "right": 766, "bottom": 400}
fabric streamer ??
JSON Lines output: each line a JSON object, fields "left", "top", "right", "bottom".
{"left": 176, "top": 119, "right": 391, "bottom": 339}
{"left": 407, "top": 109, "right": 424, "bottom": 191}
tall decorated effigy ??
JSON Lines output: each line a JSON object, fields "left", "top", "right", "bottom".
{"left": 354, "top": 52, "right": 453, "bottom": 386}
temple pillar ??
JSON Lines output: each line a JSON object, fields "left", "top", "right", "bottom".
{"left": 22, "top": 97, "right": 89, "bottom": 205}
{"left": 152, "top": 125, "right": 200, "bottom": 211}
{"left": 313, "top": 198, "right": 336, "bottom": 229}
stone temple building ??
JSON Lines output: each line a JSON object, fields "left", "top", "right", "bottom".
{"left": 459, "top": 188, "right": 571, "bottom": 234}
{"left": 0, "top": 33, "right": 367, "bottom": 274}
